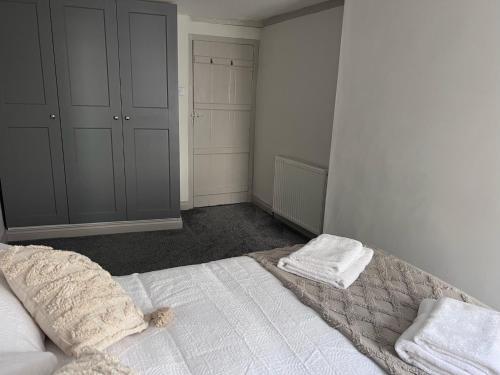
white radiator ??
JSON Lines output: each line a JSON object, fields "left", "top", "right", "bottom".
{"left": 273, "top": 156, "right": 328, "bottom": 235}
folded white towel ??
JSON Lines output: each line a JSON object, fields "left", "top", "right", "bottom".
{"left": 277, "top": 234, "right": 372, "bottom": 288}
{"left": 287, "top": 234, "right": 364, "bottom": 273}
{"left": 395, "top": 297, "right": 500, "bottom": 375}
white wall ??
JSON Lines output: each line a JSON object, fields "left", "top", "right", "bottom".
{"left": 177, "top": 15, "right": 261, "bottom": 205}
{"left": 324, "top": 0, "right": 500, "bottom": 308}
{"left": 252, "top": 7, "right": 343, "bottom": 206}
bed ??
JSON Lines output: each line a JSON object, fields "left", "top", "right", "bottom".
{"left": 46, "top": 255, "right": 385, "bottom": 374}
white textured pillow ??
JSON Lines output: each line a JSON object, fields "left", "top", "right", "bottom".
{"left": 0, "top": 245, "right": 148, "bottom": 357}
{"left": 0, "top": 352, "right": 58, "bottom": 375}
{"left": 0, "top": 246, "right": 45, "bottom": 353}
{"left": 54, "top": 349, "right": 135, "bottom": 375}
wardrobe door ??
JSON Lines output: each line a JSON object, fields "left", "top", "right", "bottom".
{"left": 117, "top": 0, "right": 180, "bottom": 220}
{"left": 51, "top": 0, "right": 127, "bottom": 223}
{"left": 0, "top": 0, "right": 68, "bottom": 227}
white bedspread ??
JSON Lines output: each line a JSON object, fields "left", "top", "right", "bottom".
{"left": 48, "top": 256, "right": 384, "bottom": 374}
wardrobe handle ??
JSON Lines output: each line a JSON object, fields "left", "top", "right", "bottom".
{"left": 113, "top": 115, "right": 119, "bottom": 120}
{"left": 210, "top": 58, "right": 213, "bottom": 64}
{"left": 49, "top": 114, "right": 56, "bottom": 119}
{"left": 124, "top": 116, "right": 131, "bottom": 120}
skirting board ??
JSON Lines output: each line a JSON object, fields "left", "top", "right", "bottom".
{"left": 274, "top": 213, "right": 316, "bottom": 239}
{"left": 251, "top": 195, "right": 315, "bottom": 239}
{"left": 194, "top": 192, "right": 250, "bottom": 207}
{"left": 251, "top": 194, "right": 273, "bottom": 215}
{"left": 6, "top": 218, "right": 183, "bottom": 242}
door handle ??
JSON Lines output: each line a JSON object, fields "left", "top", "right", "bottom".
{"left": 113, "top": 115, "right": 119, "bottom": 120}
{"left": 49, "top": 114, "right": 56, "bottom": 119}
{"left": 124, "top": 116, "right": 131, "bottom": 120}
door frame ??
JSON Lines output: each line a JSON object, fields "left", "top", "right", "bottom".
{"left": 186, "top": 34, "right": 260, "bottom": 210}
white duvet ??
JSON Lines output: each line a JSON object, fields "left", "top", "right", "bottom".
{"left": 48, "top": 256, "right": 384, "bottom": 374}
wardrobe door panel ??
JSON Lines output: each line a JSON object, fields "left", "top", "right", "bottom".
{"left": 133, "top": 129, "right": 171, "bottom": 211}
{"left": 51, "top": 0, "right": 127, "bottom": 223}
{"left": 3, "top": 128, "right": 62, "bottom": 225}
{"left": 0, "top": 0, "right": 68, "bottom": 227}
{"left": 118, "top": 0, "right": 180, "bottom": 220}
{"left": 2, "top": 2, "right": 45, "bottom": 104}
{"left": 72, "top": 128, "right": 117, "bottom": 214}
{"left": 129, "top": 12, "right": 168, "bottom": 108}
{"left": 64, "top": 6, "right": 110, "bottom": 106}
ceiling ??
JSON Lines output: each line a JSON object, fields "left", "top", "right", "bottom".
{"left": 170, "top": 0, "right": 328, "bottom": 23}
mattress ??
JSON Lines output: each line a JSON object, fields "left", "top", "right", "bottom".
{"left": 48, "top": 256, "right": 384, "bottom": 374}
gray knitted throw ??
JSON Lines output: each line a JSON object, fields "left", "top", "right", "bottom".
{"left": 248, "top": 245, "right": 484, "bottom": 375}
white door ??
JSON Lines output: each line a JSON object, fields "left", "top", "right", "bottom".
{"left": 192, "top": 40, "right": 255, "bottom": 207}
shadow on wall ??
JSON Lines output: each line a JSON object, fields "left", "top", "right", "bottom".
{"left": 252, "top": 5, "right": 344, "bottom": 206}
{"left": 0, "top": 200, "right": 5, "bottom": 242}
{"left": 323, "top": 0, "right": 500, "bottom": 309}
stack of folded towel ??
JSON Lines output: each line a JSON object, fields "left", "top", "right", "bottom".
{"left": 277, "top": 234, "right": 373, "bottom": 289}
{"left": 396, "top": 297, "right": 500, "bottom": 375}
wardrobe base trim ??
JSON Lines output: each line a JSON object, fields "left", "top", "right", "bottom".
{"left": 6, "top": 218, "right": 183, "bottom": 242}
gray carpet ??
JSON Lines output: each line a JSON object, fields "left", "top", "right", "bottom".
{"left": 14, "top": 203, "right": 307, "bottom": 276}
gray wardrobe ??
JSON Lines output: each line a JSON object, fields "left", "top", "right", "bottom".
{"left": 0, "top": 0, "right": 180, "bottom": 228}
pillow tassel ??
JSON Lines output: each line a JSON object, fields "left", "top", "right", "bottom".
{"left": 145, "top": 307, "right": 173, "bottom": 328}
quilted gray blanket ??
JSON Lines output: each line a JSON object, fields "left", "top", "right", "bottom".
{"left": 248, "top": 245, "right": 484, "bottom": 375}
